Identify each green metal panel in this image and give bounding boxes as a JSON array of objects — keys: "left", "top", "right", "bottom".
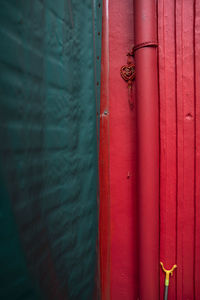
[{"left": 0, "top": 1, "right": 102, "bottom": 299}]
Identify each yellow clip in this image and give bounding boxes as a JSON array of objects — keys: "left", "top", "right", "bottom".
[{"left": 160, "top": 262, "right": 177, "bottom": 287}]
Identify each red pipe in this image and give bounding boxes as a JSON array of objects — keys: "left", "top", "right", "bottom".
[{"left": 134, "top": 0, "right": 159, "bottom": 299}]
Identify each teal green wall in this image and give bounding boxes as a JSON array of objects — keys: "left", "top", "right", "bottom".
[{"left": 0, "top": 1, "right": 102, "bottom": 299}]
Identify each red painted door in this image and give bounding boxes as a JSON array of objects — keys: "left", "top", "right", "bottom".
[{"left": 100, "top": 0, "right": 200, "bottom": 299}]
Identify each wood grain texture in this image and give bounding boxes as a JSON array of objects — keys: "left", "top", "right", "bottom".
[{"left": 158, "top": 0, "right": 199, "bottom": 299}]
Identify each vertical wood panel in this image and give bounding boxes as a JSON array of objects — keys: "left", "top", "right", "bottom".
[
  {"left": 176, "top": 0, "right": 195, "bottom": 298},
  {"left": 158, "top": 0, "right": 177, "bottom": 299},
  {"left": 194, "top": 0, "right": 200, "bottom": 298},
  {"left": 175, "top": 2, "right": 184, "bottom": 297},
  {"left": 159, "top": 0, "right": 198, "bottom": 299},
  {"left": 109, "top": 0, "right": 138, "bottom": 299}
]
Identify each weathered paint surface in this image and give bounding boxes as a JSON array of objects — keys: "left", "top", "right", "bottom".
[
  {"left": 158, "top": 0, "right": 200, "bottom": 299},
  {"left": 100, "top": 0, "right": 200, "bottom": 299},
  {"left": 109, "top": 0, "right": 138, "bottom": 299},
  {"left": 100, "top": 0, "right": 138, "bottom": 297}
]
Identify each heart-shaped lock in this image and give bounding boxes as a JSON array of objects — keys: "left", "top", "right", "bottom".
[
  {"left": 120, "top": 52, "right": 136, "bottom": 109},
  {"left": 120, "top": 63, "right": 136, "bottom": 84}
]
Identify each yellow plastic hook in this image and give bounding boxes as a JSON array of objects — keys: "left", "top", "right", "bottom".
[{"left": 160, "top": 262, "right": 177, "bottom": 286}]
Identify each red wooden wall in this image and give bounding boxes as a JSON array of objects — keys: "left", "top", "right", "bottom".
[
  {"left": 100, "top": 0, "right": 200, "bottom": 299},
  {"left": 158, "top": 0, "right": 200, "bottom": 298}
]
